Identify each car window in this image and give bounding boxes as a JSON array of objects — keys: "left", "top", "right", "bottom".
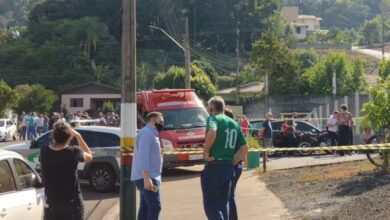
[
  {"left": 272, "top": 122, "right": 282, "bottom": 130},
  {"left": 33, "top": 132, "right": 52, "bottom": 148},
  {"left": 96, "top": 132, "right": 120, "bottom": 147},
  {"left": 0, "top": 160, "right": 16, "bottom": 193},
  {"left": 7, "top": 121, "right": 13, "bottom": 126},
  {"left": 71, "top": 130, "right": 98, "bottom": 148},
  {"left": 296, "top": 122, "right": 316, "bottom": 132},
  {"left": 0, "top": 121, "right": 4, "bottom": 127},
  {"left": 13, "top": 159, "right": 35, "bottom": 190}
]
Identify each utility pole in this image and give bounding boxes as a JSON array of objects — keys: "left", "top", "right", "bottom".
[
  {"left": 184, "top": 17, "right": 191, "bottom": 89},
  {"left": 235, "top": 26, "right": 240, "bottom": 105},
  {"left": 120, "top": 0, "right": 136, "bottom": 219}
]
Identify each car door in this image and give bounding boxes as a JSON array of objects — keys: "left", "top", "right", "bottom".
[
  {"left": 6, "top": 121, "right": 15, "bottom": 139},
  {"left": 96, "top": 131, "right": 121, "bottom": 165},
  {"left": 0, "top": 159, "right": 19, "bottom": 219},
  {"left": 11, "top": 159, "right": 44, "bottom": 220},
  {"left": 72, "top": 130, "right": 98, "bottom": 171}
]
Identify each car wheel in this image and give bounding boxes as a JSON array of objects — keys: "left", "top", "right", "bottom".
[
  {"left": 89, "top": 165, "right": 116, "bottom": 193},
  {"left": 298, "top": 142, "right": 312, "bottom": 156}
]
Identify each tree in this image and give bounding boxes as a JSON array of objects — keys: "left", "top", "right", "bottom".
[
  {"left": 153, "top": 65, "right": 216, "bottom": 100},
  {"left": 191, "top": 58, "right": 218, "bottom": 84},
  {"left": 102, "top": 101, "right": 115, "bottom": 113},
  {"left": 14, "top": 84, "right": 58, "bottom": 114},
  {"left": 303, "top": 51, "right": 365, "bottom": 95},
  {"left": 0, "top": 80, "right": 19, "bottom": 116},
  {"left": 251, "top": 32, "right": 302, "bottom": 94},
  {"left": 378, "top": 59, "right": 390, "bottom": 79}
]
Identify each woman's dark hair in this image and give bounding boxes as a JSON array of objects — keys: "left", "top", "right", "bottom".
[
  {"left": 52, "top": 121, "right": 72, "bottom": 145},
  {"left": 224, "top": 108, "right": 234, "bottom": 119},
  {"left": 340, "top": 104, "right": 348, "bottom": 111}
]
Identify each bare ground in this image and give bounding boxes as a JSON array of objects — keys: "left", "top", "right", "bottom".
[{"left": 260, "top": 160, "right": 390, "bottom": 220}]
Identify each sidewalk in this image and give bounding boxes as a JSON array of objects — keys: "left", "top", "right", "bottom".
[{"left": 102, "top": 168, "right": 291, "bottom": 220}]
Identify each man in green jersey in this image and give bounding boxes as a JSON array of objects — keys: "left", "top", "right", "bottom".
[{"left": 201, "top": 96, "right": 248, "bottom": 220}]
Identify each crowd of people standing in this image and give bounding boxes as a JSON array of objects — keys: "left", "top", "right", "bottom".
[{"left": 16, "top": 111, "right": 120, "bottom": 140}]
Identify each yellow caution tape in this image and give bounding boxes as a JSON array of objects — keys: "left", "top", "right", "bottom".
[{"left": 121, "top": 144, "right": 390, "bottom": 155}]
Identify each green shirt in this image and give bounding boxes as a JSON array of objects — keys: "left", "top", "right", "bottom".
[{"left": 206, "top": 114, "right": 247, "bottom": 160}]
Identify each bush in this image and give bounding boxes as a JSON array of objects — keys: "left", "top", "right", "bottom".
[
  {"left": 246, "top": 136, "right": 260, "bottom": 149},
  {"left": 102, "top": 101, "right": 115, "bottom": 113}
]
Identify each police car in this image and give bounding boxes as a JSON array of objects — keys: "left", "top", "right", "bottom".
[
  {"left": 5, "top": 126, "right": 120, "bottom": 193},
  {"left": 0, "top": 149, "right": 44, "bottom": 219}
]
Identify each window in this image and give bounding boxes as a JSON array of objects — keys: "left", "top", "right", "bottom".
[
  {"left": 32, "top": 133, "right": 52, "bottom": 149},
  {"left": 296, "top": 27, "right": 301, "bottom": 34},
  {"left": 0, "top": 160, "right": 16, "bottom": 193},
  {"left": 97, "top": 132, "right": 120, "bottom": 147},
  {"left": 0, "top": 121, "right": 4, "bottom": 127},
  {"left": 70, "top": 98, "right": 84, "bottom": 108},
  {"left": 296, "top": 122, "right": 318, "bottom": 133},
  {"left": 71, "top": 130, "right": 98, "bottom": 148},
  {"left": 160, "top": 107, "right": 209, "bottom": 130},
  {"left": 7, "top": 121, "right": 13, "bottom": 126},
  {"left": 13, "top": 159, "right": 35, "bottom": 190}
]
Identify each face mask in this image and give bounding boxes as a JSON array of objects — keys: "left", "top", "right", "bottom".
[{"left": 155, "top": 122, "right": 164, "bottom": 132}]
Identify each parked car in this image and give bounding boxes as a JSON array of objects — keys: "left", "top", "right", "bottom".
[
  {"left": 0, "top": 149, "right": 44, "bottom": 220},
  {"left": 5, "top": 126, "right": 121, "bottom": 193},
  {"left": 0, "top": 119, "right": 17, "bottom": 142},
  {"left": 252, "top": 120, "right": 331, "bottom": 156}
]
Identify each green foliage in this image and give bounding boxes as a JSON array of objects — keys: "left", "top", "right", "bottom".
[
  {"left": 294, "top": 49, "right": 319, "bottom": 71},
  {"left": 0, "top": 80, "right": 19, "bottom": 116},
  {"left": 102, "top": 101, "right": 115, "bottom": 113},
  {"left": 361, "top": 16, "right": 382, "bottom": 45},
  {"left": 153, "top": 65, "right": 216, "bottom": 101},
  {"left": 378, "top": 59, "right": 390, "bottom": 79},
  {"left": 251, "top": 32, "right": 302, "bottom": 94},
  {"left": 217, "top": 75, "right": 236, "bottom": 89},
  {"left": 246, "top": 136, "right": 260, "bottom": 149},
  {"left": 281, "top": 0, "right": 381, "bottom": 29},
  {"left": 361, "top": 76, "right": 390, "bottom": 130},
  {"left": 14, "top": 84, "right": 58, "bottom": 114},
  {"left": 137, "top": 63, "right": 156, "bottom": 90},
  {"left": 303, "top": 51, "right": 366, "bottom": 95},
  {"left": 191, "top": 58, "right": 218, "bottom": 84}
]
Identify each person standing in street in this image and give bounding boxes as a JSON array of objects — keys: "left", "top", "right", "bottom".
[
  {"left": 131, "top": 112, "right": 164, "bottom": 220},
  {"left": 40, "top": 121, "right": 93, "bottom": 220},
  {"left": 327, "top": 111, "right": 338, "bottom": 146},
  {"left": 261, "top": 112, "right": 273, "bottom": 161},
  {"left": 27, "top": 113, "right": 36, "bottom": 140},
  {"left": 202, "top": 96, "right": 248, "bottom": 220},
  {"left": 336, "top": 104, "right": 354, "bottom": 156},
  {"left": 19, "top": 112, "right": 27, "bottom": 140}
]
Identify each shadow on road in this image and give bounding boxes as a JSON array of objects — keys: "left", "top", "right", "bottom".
[
  {"left": 334, "top": 173, "right": 390, "bottom": 197},
  {"left": 162, "top": 166, "right": 202, "bottom": 182},
  {"left": 82, "top": 185, "right": 119, "bottom": 201}
]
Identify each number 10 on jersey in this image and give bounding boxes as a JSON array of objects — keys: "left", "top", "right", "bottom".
[{"left": 224, "top": 128, "right": 237, "bottom": 149}]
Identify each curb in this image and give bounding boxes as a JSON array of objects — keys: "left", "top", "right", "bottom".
[{"left": 101, "top": 201, "right": 119, "bottom": 220}]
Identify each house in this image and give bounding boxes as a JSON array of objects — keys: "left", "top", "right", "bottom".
[
  {"left": 216, "top": 82, "right": 264, "bottom": 104},
  {"left": 61, "top": 82, "right": 121, "bottom": 114},
  {"left": 281, "top": 6, "right": 322, "bottom": 40}
]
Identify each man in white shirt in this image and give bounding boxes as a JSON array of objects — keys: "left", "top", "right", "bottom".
[{"left": 327, "top": 111, "right": 338, "bottom": 146}]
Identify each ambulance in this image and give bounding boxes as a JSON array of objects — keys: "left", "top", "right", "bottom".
[{"left": 5, "top": 89, "right": 208, "bottom": 192}]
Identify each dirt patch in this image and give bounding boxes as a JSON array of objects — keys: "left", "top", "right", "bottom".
[{"left": 261, "top": 160, "right": 390, "bottom": 220}]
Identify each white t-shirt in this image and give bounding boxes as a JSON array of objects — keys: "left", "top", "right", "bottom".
[{"left": 327, "top": 116, "right": 337, "bottom": 132}]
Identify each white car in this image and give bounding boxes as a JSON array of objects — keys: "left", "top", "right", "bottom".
[
  {"left": 0, "top": 119, "right": 17, "bottom": 142},
  {"left": 6, "top": 126, "right": 121, "bottom": 193},
  {"left": 0, "top": 150, "right": 44, "bottom": 220}
]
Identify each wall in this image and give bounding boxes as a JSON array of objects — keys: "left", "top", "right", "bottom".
[{"left": 61, "top": 94, "right": 121, "bottom": 113}]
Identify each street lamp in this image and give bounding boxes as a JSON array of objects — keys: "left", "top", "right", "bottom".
[{"left": 149, "top": 21, "right": 191, "bottom": 89}]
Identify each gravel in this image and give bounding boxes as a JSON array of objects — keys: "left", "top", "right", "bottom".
[{"left": 262, "top": 162, "right": 390, "bottom": 220}]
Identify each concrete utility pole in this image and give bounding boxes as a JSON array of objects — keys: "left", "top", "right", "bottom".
[
  {"left": 235, "top": 26, "right": 240, "bottom": 105},
  {"left": 120, "top": 0, "right": 137, "bottom": 219},
  {"left": 184, "top": 17, "right": 191, "bottom": 89}
]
